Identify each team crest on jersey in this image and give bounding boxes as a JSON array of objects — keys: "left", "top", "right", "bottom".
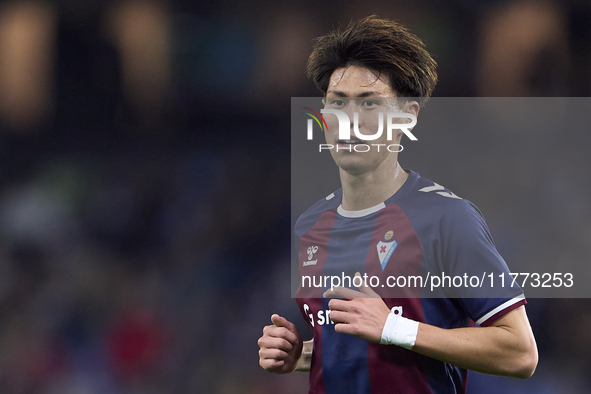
[
  {"left": 384, "top": 230, "right": 394, "bottom": 241},
  {"left": 377, "top": 230, "right": 397, "bottom": 271}
]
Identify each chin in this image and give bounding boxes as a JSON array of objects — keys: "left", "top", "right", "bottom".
[
  {"left": 336, "top": 160, "right": 373, "bottom": 176},
  {"left": 333, "top": 153, "right": 389, "bottom": 175}
]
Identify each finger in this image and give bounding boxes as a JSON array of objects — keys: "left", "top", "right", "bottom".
[
  {"left": 355, "top": 272, "right": 380, "bottom": 298},
  {"left": 328, "top": 310, "right": 348, "bottom": 324},
  {"left": 334, "top": 322, "right": 357, "bottom": 336},
  {"left": 258, "top": 335, "right": 295, "bottom": 352},
  {"left": 263, "top": 324, "right": 274, "bottom": 335},
  {"left": 323, "top": 286, "right": 368, "bottom": 299},
  {"left": 260, "top": 358, "right": 285, "bottom": 370},
  {"left": 327, "top": 298, "right": 350, "bottom": 312},
  {"left": 265, "top": 325, "right": 298, "bottom": 344},
  {"left": 259, "top": 347, "right": 289, "bottom": 361}
]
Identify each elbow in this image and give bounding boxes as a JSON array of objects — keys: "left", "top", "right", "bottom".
[
  {"left": 511, "top": 340, "right": 539, "bottom": 379},
  {"left": 488, "top": 306, "right": 539, "bottom": 379}
]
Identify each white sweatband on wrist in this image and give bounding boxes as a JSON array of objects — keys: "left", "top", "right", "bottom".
[{"left": 379, "top": 308, "right": 420, "bottom": 350}]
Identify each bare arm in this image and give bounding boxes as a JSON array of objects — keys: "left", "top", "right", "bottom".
[
  {"left": 413, "top": 306, "right": 537, "bottom": 378},
  {"left": 324, "top": 278, "right": 538, "bottom": 379}
]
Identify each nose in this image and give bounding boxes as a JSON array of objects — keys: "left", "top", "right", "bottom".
[{"left": 341, "top": 103, "right": 360, "bottom": 129}]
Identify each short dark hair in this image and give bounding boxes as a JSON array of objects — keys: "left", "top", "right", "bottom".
[{"left": 306, "top": 15, "right": 437, "bottom": 104}]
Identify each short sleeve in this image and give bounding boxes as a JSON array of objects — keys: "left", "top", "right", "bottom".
[{"left": 439, "top": 200, "right": 526, "bottom": 326}]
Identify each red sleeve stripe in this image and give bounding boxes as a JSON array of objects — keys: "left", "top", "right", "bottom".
[{"left": 476, "top": 294, "right": 527, "bottom": 327}]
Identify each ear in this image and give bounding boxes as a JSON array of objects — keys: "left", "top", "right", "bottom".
[
  {"left": 401, "top": 101, "right": 420, "bottom": 136},
  {"left": 402, "top": 100, "right": 420, "bottom": 118}
]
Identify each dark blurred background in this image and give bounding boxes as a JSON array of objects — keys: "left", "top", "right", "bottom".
[{"left": 0, "top": 0, "right": 589, "bottom": 393}]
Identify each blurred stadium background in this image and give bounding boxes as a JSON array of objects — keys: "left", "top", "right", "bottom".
[{"left": 0, "top": 0, "right": 589, "bottom": 393}]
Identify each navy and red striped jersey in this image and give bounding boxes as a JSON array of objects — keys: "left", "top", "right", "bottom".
[{"left": 294, "top": 170, "right": 525, "bottom": 394}]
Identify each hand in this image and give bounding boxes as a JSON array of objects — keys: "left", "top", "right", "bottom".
[
  {"left": 258, "top": 314, "right": 303, "bottom": 373},
  {"left": 323, "top": 272, "right": 391, "bottom": 343}
]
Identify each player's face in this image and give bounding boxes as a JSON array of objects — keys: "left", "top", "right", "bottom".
[{"left": 323, "top": 65, "right": 403, "bottom": 176}]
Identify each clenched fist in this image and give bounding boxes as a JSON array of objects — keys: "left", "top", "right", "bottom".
[{"left": 258, "top": 314, "right": 303, "bottom": 373}]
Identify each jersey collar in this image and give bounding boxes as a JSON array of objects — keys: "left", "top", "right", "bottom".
[{"left": 336, "top": 170, "right": 418, "bottom": 218}]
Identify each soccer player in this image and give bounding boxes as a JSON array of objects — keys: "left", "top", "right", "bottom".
[{"left": 258, "top": 16, "right": 538, "bottom": 393}]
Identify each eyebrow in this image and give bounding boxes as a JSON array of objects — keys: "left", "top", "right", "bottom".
[{"left": 326, "top": 90, "right": 384, "bottom": 97}]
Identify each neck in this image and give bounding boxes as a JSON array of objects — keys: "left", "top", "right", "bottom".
[{"left": 340, "top": 160, "right": 408, "bottom": 211}]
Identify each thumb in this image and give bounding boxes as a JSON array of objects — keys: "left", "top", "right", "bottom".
[
  {"left": 355, "top": 272, "right": 380, "bottom": 298},
  {"left": 271, "top": 314, "right": 295, "bottom": 331}
]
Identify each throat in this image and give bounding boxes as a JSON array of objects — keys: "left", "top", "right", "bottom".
[{"left": 340, "top": 164, "right": 408, "bottom": 211}]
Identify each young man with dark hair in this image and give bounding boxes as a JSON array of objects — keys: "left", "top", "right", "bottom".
[{"left": 258, "top": 16, "right": 537, "bottom": 393}]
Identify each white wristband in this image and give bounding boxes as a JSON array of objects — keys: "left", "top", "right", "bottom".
[{"left": 379, "top": 308, "right": 420, "bottom": 350}]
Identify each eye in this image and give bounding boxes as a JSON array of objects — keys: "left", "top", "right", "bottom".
[
  {"left": 362, "top": 100, "right": 378, "bottom": 108},
  {"left": 329, "top": 99, "right": 346, "bottom": 107}
]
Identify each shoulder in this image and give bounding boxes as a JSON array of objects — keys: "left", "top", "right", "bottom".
[
  {"left": 403, "top": 174, "right": 499, "bottom": 260},
  {"left": 397, "top": 171, "right": 484, "bottom": 226},
  {"left": 294, "top": 189, "right": 342, "bottom": 237}
]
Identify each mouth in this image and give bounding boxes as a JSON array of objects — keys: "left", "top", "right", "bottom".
[{"left": 337, "top": 139, "right": 364, "bottom": 146}]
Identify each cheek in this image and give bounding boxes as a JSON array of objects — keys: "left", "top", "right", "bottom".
[
  {"left": 324, "top": 114, "right": 340, "bottom": 133},
  {"left": 362, "top": 114, "right": 383, "bottom": 135}
]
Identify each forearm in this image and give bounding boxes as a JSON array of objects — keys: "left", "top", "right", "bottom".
[
  {"left": 325, "top": 285, "right": 538, "bottom": 378},
  {"left": 412, "top": 308, "right": 537, "bottom": 378},
  {"left": 295, "top": 339, "right": 313, "bottom": 372}
]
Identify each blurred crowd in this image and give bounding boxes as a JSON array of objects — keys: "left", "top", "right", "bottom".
[{"left": 0, "top": 0, "right": 589, "bottom": 393}]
